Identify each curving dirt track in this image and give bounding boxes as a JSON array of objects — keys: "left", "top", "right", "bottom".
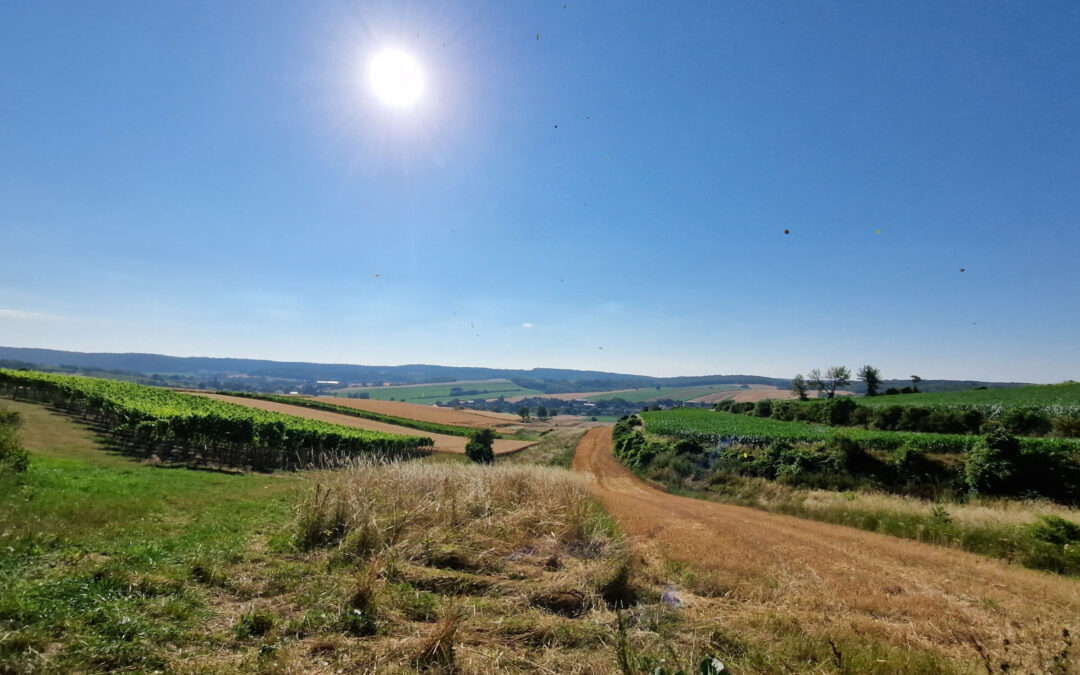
[
  {"left": 197, "top": 393, "right": 535, "bottom": 456},
  {"left": 573, "top": 427, "right": 1080, "bottom": 665}
]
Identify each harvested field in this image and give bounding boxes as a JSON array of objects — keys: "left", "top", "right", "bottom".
[
  {"left": 573, "top": 427, "right": 1080, "bottom": 670},
  {"left": 306, "top": 396, "right": 519, "bottom": 427},
  {"left": 197, "top": 393, "right": 534, "bottom": 456}
]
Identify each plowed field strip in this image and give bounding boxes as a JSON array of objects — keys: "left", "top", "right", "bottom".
[
  {"left": 572, "top": 427, "right": 1079, "bottom": 663},
  {"left": 196, "top": 393, "right": 534, "bottom": 456},
  {"left": 307, "top": 396, "right": 519, "bottom": 427}
]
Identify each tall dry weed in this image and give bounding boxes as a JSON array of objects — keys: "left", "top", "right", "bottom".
[{"left": 296, "top": 461, "right": 610, "bottom": 561}]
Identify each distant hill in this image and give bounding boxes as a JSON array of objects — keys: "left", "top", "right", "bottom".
[{"left": 0, "top": 346, "right": 1029, "bottom": 395}]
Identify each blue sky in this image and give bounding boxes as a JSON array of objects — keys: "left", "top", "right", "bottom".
[{"left": 2, "top": 1, "right": 1078, "bottom": 382}]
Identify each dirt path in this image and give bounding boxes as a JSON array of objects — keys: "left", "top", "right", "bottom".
[
  {"left": 198, "top": 393, "right": 535, "bottom": 456},
  {"left": 572, "top": 427, "right": 1080, "bottom": 666},
  {"left": 305, "top": 396, "right": 519, "bottom": 428}
]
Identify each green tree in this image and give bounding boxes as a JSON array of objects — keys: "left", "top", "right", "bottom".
[
  {"left": 857, "top": 365, "right": 882, "bottom": 397},
  {"left": 465, "top": 428, "right": 496, "bottom": 464},
  {"left": 808, "top": 366, "right": 851, "bottom": 399},
  {"left": 517, "top": 406, "right": 530, "bottom": 422},
  {"left": 536, "top": 405, "right": 548, "bottom": 420},
  {"left": 965, "top": 429, "right": 1020, "bottom": 495},
  {"left": 791, "top": 374, "right": 809, "bottom": 401},
  {"left": 910, "top": 374, "right": 922, "bottom": 393}
]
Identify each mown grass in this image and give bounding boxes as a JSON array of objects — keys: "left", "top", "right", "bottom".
[{"left": 0, "top": 400, "right": 300, "bottom": 672}]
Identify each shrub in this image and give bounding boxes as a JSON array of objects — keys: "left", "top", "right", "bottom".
[
  {"left": 465, "top": 428, "right": 496, "bottom": 464},
  {"left": 850, "top": 406, "right": 870, "bottom": 426},
  {"left": 672, "top": 439, "right": 703, "bottom": 456},
  {"left": 753, "top": 400, "right": 772, "bottom": 418},
  {"left": 898, "top": 407, "right": 931, "bottom": 432},
  {"left": 0, "top": 409, "right": 28, "bottom": 474},
  {"left": 873, "top": 406, "right": 904, "bottom": 431},
  {"left": 824, "top": 398, "right": 857, "bottom": 426},
  {"left": 1052, "top": 415, "right": 1080, "bottom": 438},
  {"left": 1001, "top": 408, "right": 1053, "bottom": 436},
  {"left": 965, "top": 430, "right": 1021, "bottom": 495},
  {"left": 893, "top": 444, "right": 934, "bottom": 481},
  {"left": 770, "top": 400, "right": 796, "bottom": 421}
]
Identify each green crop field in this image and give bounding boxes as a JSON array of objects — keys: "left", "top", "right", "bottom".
[
  {"left": 641, "top": 408, "right": 1080, "bottom": 455},
  {"left": 329, "top": 379, "right": 542, "bottom": 403},
  {"left": 585, "top": 384, "right": 742, "bottom": 403},
  {"left": 856, "top": 382, "right": 1080, "bottom": 415},
  {"left": 0, "top": 370, "right": 430, "bottom": 470}
]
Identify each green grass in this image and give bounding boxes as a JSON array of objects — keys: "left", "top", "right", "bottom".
[
  {"left": 585, "top": 384, "right": 741, "bottom": 403},
  {"left": 642, "top": 408, "right": 1080, "bottom": 454},
  {"left": 329, "top": 379, "right": 543, "bottom": 404},
  {"left": 0, "top": 400, "right": 696, "bottom": 673},
  {"left": 0, "top": 400, "right": 302, "bottom": 672},
  {"left": 502, "top": 428, "right": 588, "bottom": 468},
  {"left": 858, "top": 382, "right": 1080, "bottom": 413}
]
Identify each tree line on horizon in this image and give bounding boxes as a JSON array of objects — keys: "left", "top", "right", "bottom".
[{"left": 791, "top": 366, "right": 922, "bottom": 400}]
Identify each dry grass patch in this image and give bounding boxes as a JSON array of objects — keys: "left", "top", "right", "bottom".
[{"left": 171, "top": 462, "right": 716, "bottom": 673}]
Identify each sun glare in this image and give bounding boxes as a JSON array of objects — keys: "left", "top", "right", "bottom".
[{"left": 368, "top": 48, "right": 424, "bottom": 108}]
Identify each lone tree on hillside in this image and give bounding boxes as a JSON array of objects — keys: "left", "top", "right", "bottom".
[
  {"left": 517, "top": 406, "right": 530, "bottom": 422},
  {"left": 465, "top": 427, "right": 496, "bottom": 464},
  {"left": 791, "top": 374, "right": 809, "bottom": 401},
  {"left": 910, "top": 375, "right": 922, "bottom": 393},
  {"left": 808, "top": 366, "right": 851, "bottom": 399},
  {"left": 858, "top": 365, "right": 882, "bottom": 397}
]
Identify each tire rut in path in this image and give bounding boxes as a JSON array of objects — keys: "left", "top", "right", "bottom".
[{"left": 572, "top": 426, "right": 1079, "bottom": 664}]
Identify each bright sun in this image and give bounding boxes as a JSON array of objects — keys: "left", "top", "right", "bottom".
[{"left": 368, "top": 49, "right": 424, "bottom": 108}]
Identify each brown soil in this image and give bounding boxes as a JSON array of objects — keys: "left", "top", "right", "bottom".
[
  {"left": 306, "top": 396, "right": 520, "bottom": 427},
  {"left": 196, "top": 393, "right": 534, "bottom": 456},
  {"left": 572, "top": 427, "right": 1080, "bottom": 665}
]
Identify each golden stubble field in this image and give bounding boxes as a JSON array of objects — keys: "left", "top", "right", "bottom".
[{"left": 573, "top": 427, "right": 1080, "bottom": 671}]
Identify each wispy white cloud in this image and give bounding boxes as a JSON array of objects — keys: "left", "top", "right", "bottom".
[
  {"left": 0, "top": 308, "right": 64, "bottom": 321},
  {"left": 522, "top": 322, "right": 534, "bottom": 328}
]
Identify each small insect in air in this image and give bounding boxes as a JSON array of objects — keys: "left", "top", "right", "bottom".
[
  {"left": 960, "top": 268, "right": 966, "bottom": 272},
  {"left": 784, "top": 229, "right": 790, "bottom": 235}
]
